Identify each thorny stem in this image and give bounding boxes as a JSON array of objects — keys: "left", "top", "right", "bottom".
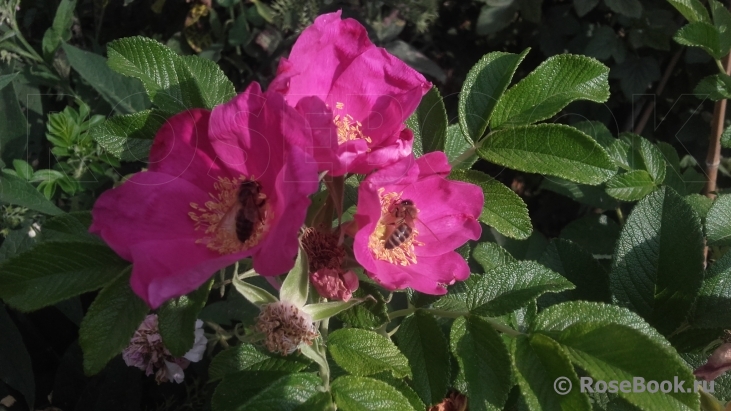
[{"left": 705, "top": 53, "right": 731, "bottom": 198}]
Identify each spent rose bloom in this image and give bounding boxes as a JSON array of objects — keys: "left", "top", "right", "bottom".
[
  {"left": 122, "top": 315, "right": 207, "bottom": 384},
  {"left": 694, "top": 342, "right": 731, "bottom": 381},
  {"left": 353, "top": 152, "right": 482, "bottom": 294},
  {"left": 90, "top": 83, "right": 319, "bottom": 308},
  {"left": 301, "top": 227, "right": 359, "bottom": 301},
  {"left": 270, "top": 10, "right": 431, "bottom": 176}
]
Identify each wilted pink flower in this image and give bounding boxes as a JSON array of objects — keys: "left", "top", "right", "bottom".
[
  {"left": 256, "top": 301, "right": 318, "bottom": 355},
  {"left": 301, "top": 227, "right": 358, "bottom": 301},
  {"left": 352, "top": 152, "right": 482, "bottom": 294},
  {"left": 270, "top": 10, "right": 431, "bottom": 176},
  {"left": 122, "top": 315, "right": 207, "bottom": 384},
  {"left": 90, "top": 83, "right": 319, "bottom": 308},
  {"left": 694, "top": 343, "right": 731, "bottom": 381}
]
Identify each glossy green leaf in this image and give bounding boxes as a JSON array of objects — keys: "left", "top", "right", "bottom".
[
  {"left": 673, "top": 22, "right": 726, "bottom": 59},
  {"left": 690, "top": 251, "right": 731, "bottom": 328},
  {"left": 621, "top": 133, "right": 666, "bottom": 183},
  {"left": 490, "top": 55, "right": 610, "bottom": 128},
  {"left": 41, "top": 0, "right": 77, "bottom": 58},
  {"left": 478, "top": 124, "right": 616, "bottom": 185},
  {"left": 107, "top": 36, "right": 236, "bottom": 112},
  {"left": 0, "top": 83, "right": 28, "bottom": 165},
  {"left": 459, "top": 49, "right": 529, "bottom": 141},
  {"left": 212, "top": 371, "right": 321, "bottom": 411},
  {"left": 706, "top": 194, "right": 731, "bottom": 246},
  {"left": 328, "top": 328, "right": 411, "bottom": 378},
  {"left": 710, "top": 0, "right": 731, "bottom": 58},
  {"left": 158, "top": 278, "right": 212, "bottom": 356},
  {"left": 512, "top": 334, "right": 591, "bottom": 411},
  {"left": 79, "top": 271, "right": 149, "bottom": 375},
  {"left": 466, "top": 260, "right": 574, "bottom": 317},
  {"left": 666, "top": 0, "right": 712, "bottom": 23},
  {"left": 408, "top": 86, "right": 448, "bottom": 156},
  {"left": 208, "top": 343, "right": 310, "bottom": 382},
  {"left": 62, "top": 43, "right": 149, "bottom": 114},
  {"left": 450, "top": 169, "right": 531, "bottom": 239},
  {"left": 472, "top": 242, "right": 517, "bottom": 273},
  {"left": 694, "top": 74, "right": 731, "bottom": 101},
  {"left": 395, "top": 311, "right": 449, "bottom": 405},
  {"left": 40, "top": 212, "right": 99, "bottom": 244},
  {"left": 605, "top": 170, "right": 658, "bottom": 201},
  {"left": 332, "top": 375, "right": 417, "bottom": 411},
  {"left": 610, "top": 187, "right": 704, "bottom": 334},
  {"left": 89, "top": 110, "right": 168, "bottom": 161},
  {"left": 450, "top": 316, "right": 512, "bottom": 411},
  {"left": 0, "top": 170, "right": 64, "bottom": 215},
  {"left": 538, "top": 239, "right": 610, "bottom": 306},
  {"left": 445, "top": 125, "right": 478, "bottom": 170},
  {"left": 0, "top": 241, "right": 129, "bottom": 311},
  {"left": 532, "top": 302, "right": 699, "bottom": 411},
  {"left": 336, "top": 282, "right": 389, "bottom": 330}
]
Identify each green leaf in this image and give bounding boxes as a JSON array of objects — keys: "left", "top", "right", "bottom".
[
  {"left": 41, "top": 212, "right": 99, "bottom": 244},
  {"left": 445, "top": 125, "right": 478, "bottom": 170},
  {"left": 158, "top": 278, "right": 212, "bottom": 356},
  {"left": 540, "top": 177, "right": 619, "bottom": 209},
  {"left": 706, "top": 194, "right": 731, "bottom": 246},
  {"left": 369, "top": 372, "right": 426, "bottom": 411},
  {"left": 666, "top": 0, "right": 712, "bottom": 24},
  {"left": 610, "top": 187, "right": 704, "bottom": 334},
  {"left": 610, "top": 55, "right": 660, "bottom": 100},
  {"left": 212, "top": 371, "right": 321, "bottom": 411},
  {"left": 449, "top": 169, "right": 531, "bottom": 239},
  {"left": 0, "top": 83, "right": 28, "bottom": 166},
  {"left": 0, "top": 303, "right": 34, "bottom": 409},
  {"left": 605, "top": 170, "right": 658, "bottom": 201},
  {"left": 0, "top": 229, "right": 36, "bottom": 262},
  {"left": 107, "top": 36, "right": 235, "bottom": 112},
  {"left": 559, "top": 214, "right": 620, "bottom": 256},
  {"left": 693, "top": 73, "right": 731, "bottom": 101},
  {"left": 538, "top": 239, "right": 610, "bottom": 306},
  {"left": 336, "top": 282, "right": 389, "bottom": 330},
  {"left": 0, "top": 242, "right": 129, "bottom": 311},
  {"left": 0, "top": 170, "right": 64, "bottom": 215},
  {"left": 12, "top": 159, "right": 33, "bottom": 180},
  {"left": 710, "top": 0, "right": 731, "bottom": 58},
  {"left": 395, "top": 311, "right": 450, "bottom": 406},
  {"left": 690, "top": 250, "right": 731, "bottom": 328},
  {"left": 42, "top": 0, "right": 77, "bottom": 59},
  {"left": 328, "top": 328, "right": 411, "bottom": 378},
  {"left": 476, "top": 0, "right": 519, "bottom": 36},
  {"left": 208, "top": 343, "right": 310, "bottom": 382},
  {"left": 572, "top": 121, "right": 615, "bottom": 149},
  {"left": 585, "top": 26, "right": 621, "bottom": 61},
  {"left": 62, "top": 43, "right": 149, "bottom": 114},
  {"left": 302, "top": 298, "right": 367, "bottom": 321},
  {"left": 472, "top": 242, "right": 517, "bottom": 272},
  {"left": 79, "top": 271, "right": 149, "bottom": 375},
  {"left": 332, "top": 375, "right": 417, "bottom": 411},
  {"left": 684, "top": 193, "right": 714, "bottom": 221},
  {"left": 723, "top": 124, "right": 731, "bottom": 148},
  {"left": 466, "top": 261, "right": 574, "bottom": 317},
  {"left": 621, "top": 133, "right": 666, "bottom": 183},
  {"left": 532, "top": 302, "right": 699, "bottom": 411},
  {"left": 279, "top": 247, "right": 309, "bottom": 308},
  {"left": 603, "top": 0, "right": 642, "bottom": 18},
  {"left": 458, "top": 49, "right": 529, "bottom": 141},
  {"left": 574, "top": 0, "right": 600, "bottom": 16},
  {"left": 673, "top": 22, "right": 726, "bottom": 59},
  {"left": 90, "top": 110, "right": 168, "bottom": 161},
  {"left": 478, "top": 124, "right": 616, "bottom": 185},
  {"left": 512, "top": 334, "right": 592, "bottom": 411},
  {"left": 490, "top": 55, "right": 610, "bottom": 128},
  {"left": 450, "top": 316, "right": 512, "bottom": 411},
  {"left": 0, "top": 73, "right": 18, "bottom": 92},
  {"left": 232, "top": 273, "right": 278, "bottom": 306},
  {"left": 408, "top": 86, "right": 448, "bottom": 156}
]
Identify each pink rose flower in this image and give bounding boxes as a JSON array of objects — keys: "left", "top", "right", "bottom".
[
  {"left": 270, "top": 10, "right": 431, "bottom": 176},
  {"left": 352, "top": 152, "right": 482, "bottom": 294},
  {"left": 90, "top": 83, "right": 319, "bottom": 308},
  {"left": 122, "top": 315, "right": 207, "bottom": 384},
  {"left": 694, "top": 342, "right": 731, "bottom": 381}
]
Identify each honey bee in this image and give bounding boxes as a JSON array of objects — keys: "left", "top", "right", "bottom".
[
  {"left": 235, "top": 181, "right": 265, "bottom": 243},
  {"left": 384, "top": 199, "right": 420, "bottom": 250}
]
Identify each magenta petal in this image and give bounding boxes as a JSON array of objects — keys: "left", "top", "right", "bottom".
[
  {"left": 90, "top": 172, "right": 208, "bottom": 262},
  {"left": 148, "top": 109, "right": 222, "bottom": 189},
  {"left": 415, "top": 151, "right": 451, "bottom": 177},
  {"left": 401, "top": 252, "right": 471, "bottom": 295},
  {"left": 129, "top": 238, "right": 243, "bottom": 309}
]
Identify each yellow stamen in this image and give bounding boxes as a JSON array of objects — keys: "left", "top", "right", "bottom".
[
  {"left": 368, "top": 188, "right": 421, "bottom": 266},
  {"left": 333, "top": 102, "right": 373, "bottom": 147},
  {"left": 188, "top": 175, "right": 271, "bottom": 254}
]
